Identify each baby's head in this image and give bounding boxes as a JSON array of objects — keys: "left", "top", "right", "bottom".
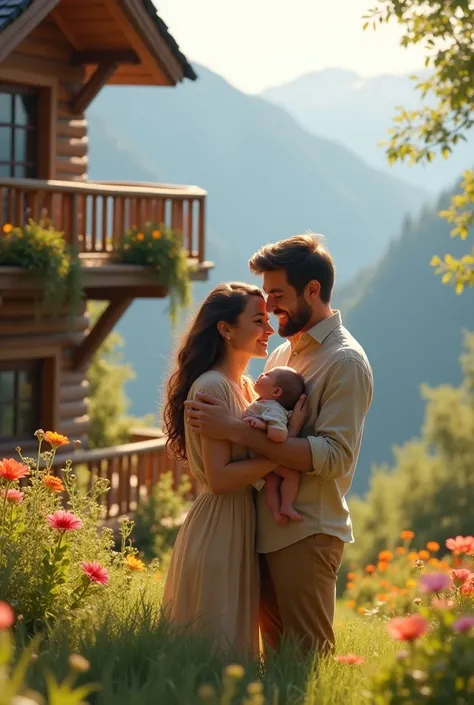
[{"left": 254, "top": 366, "right": 305, "bottom": 411}]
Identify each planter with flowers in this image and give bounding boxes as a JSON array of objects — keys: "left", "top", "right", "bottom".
[
  {"left": 0, "top": 220, "right": 83, "bottom": 316},
  {"left": 117, "top": 223, "right": 191, "bottom": 324}
]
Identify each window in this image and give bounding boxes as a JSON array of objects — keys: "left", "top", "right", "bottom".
[
  {"left": 0, "top": 85, "right": 38, "bottom": 179},
  {"left": 0, "top": 360, "right": 41, "bottom": 442}
]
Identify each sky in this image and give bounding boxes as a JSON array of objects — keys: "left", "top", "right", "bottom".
[{"left": 155, "top": 0, "right": 427, "bottom": 94}]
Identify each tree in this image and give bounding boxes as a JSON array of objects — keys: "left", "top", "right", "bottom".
[{"left": 364, "top": 0, "right": 474, "bottom": 293}]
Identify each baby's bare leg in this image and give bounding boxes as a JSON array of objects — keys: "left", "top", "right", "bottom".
[
  {"left": 274, "top": 467, "right": 303, "bottom": 522},
  {"left": 264, "top": 472, "right": 288, "bottom": 526}
]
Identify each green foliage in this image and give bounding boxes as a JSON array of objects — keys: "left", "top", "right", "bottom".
[
  {"left": 364, "top": 0, "right": 474, "bottom": 291},
  {"left": 346, "top": 332, "right": 474, "bottom": 568},
  {"left": 133, "top": 471, "right": 191, "bottom": 566},
  {"left": 117, "top": 223, "right": 191, "bottom": 325},
  {"left": 0, "top": 220, "right": 83, "bottom": 315}
]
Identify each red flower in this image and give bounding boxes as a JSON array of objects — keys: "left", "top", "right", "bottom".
[
  {"left": 1, "top": 488, "right": 24, "bottom": 504},
  {"left": 387, "top": 614, "right": 429, "bottom": 642},
  {"left": 334, "top": 654, "right": 365, "bottom": 665},
  {"left": 451, "top": 569, "right": 473, "bottom": 587},
  {"left": 446, "top": 536, "right": 474, "bottom": 556},
  {"left": 80, "top": 561, "right": 109, "bottom": 586},
  {"left": 0, "top": 601, "right": 15, "bottom": 629},
  {"left": 46, "top": 510, "right": 82, "bottom": 532},
  {"left": 0, "top": 458, "right": 29, "bottom": 482}
]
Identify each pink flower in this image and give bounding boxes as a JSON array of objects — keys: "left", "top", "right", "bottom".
[
  {"left": 80, "top": 561, "right": 109, "bottom": 586},
  {"left": 446, "top": 536, "right": 474, "bottom": 556},
  {"left": 453, "top": 616, "right": 474, "bottom": 633},
  {"left": 432, "top": 598, "right": 455, "bottom": 610},
  {"left": 419, "top": 573, "right": 452, "bottom": 593},
  {"left": 1, "top": 488, "right": 24, "bottom": 504},
  {"left": 46, "top": 510, "right": 83, "bottom": 532},
  {"left": 0, "top": 458, "right": 29, "bottom": 482},
  {"left": 334, "top": 654, "right": 365, "bottom": 665},
  {"left": 451, "top": 569, "right": 473, "bottom": 587},
  {"left": 387, "top": 614, "right": 429, "bottom": 642},
  {"left": 0, "top": 601, "right": 14, "bottom": 629},
  {"left": 461, "top": 583, "right": 474, "bottom": 596}
]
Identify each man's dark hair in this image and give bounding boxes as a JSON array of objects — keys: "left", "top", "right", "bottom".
[
  {"left": 274, "top": 367, "right": 306, "bottom": 411},
  {"left": 249, "top": 234, "right": 335, "bottom": 303}
]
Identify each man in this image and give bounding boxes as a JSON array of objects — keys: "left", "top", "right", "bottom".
[{"left": 185, "top": 234, "right": 373, "bottom": 655}]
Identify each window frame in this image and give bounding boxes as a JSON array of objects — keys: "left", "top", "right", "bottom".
[{"left": 0, "top": 84, "right": 39, "bottom": 179}]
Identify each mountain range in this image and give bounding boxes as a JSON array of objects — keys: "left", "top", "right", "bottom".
[{"left": 262, "top": 68, "right": 474, "bottom": 193}]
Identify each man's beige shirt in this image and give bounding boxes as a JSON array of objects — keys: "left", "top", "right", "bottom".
[{"left": 256, "top": 311, "right": 373, "bottom": 553}]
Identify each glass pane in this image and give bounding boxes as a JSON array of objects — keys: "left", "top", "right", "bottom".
[
  {"left": 0, "top": 371, "right": 15, "bottom": 402},
  {"left": 0, "top": 92, "right": 12, "bottom": 124},
  {"left": 14, "top": 94, "right": 36, "bottom": 127},
  {"left": 0, "top": 126, "right": 11, "bottom": 161},
  {"left": 0, "top": 405, "right": 14, "bottom": 438},
  {"left": 14, "top": 163, "right": 25, "bottom": 178},
  {"left": 0, "top": 162, "right": 11, "bottom": 177},
  {"left": 14, "top": 127, "right": 26, "bottom": 162},
  {"left": 17, "top": 401, "right": 33, "bottom": 435},
  {"left": 17, "top": 369, "right": 33, "bottom": 401}
]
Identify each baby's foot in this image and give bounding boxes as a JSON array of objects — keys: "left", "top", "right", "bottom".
[
  {"left": 272, "top": 511, "right": 288, "bottom": 527},
  {"left": 280, "top": 505, "right": 303, "bottom": 522}
]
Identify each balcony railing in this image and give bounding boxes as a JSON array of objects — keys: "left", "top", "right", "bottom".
[
  {"left": 50, "top": 437, "right": 200, "bottom": 521},
  {"left": 0, "top": 177, "right": 206, "bottom": 262}
]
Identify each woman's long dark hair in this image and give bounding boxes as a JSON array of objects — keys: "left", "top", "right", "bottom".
[{"left": 163, "top": 282, "right": 263, "bottom": 461}]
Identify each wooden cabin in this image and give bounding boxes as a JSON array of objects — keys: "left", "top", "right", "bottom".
[{"left": 0, "top": 0, "right": 210, "bottom": 515}]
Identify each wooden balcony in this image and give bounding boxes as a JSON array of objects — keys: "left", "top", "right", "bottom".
[
  {"left": 0, "top": 177, "right": 213, "bottom": 295},
  {"left": 50, "top": 436, "right": 200, "bottom": 521}
]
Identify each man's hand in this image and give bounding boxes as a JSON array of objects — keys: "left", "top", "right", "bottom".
[{"left": 184, "top": 393, "right": 240, "bottom": 440}]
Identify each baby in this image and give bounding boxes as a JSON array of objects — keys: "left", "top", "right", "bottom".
[{"left": 243, "top": 366, "right": 306, "bottom": 525}]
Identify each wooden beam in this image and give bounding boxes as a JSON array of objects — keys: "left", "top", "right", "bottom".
[
  {"left": 72, "top": 49, "right": 140, "bottom": 65},
  {"left": 84, "top": 285, "right": 168, "bottom": 299},
  {"left": 0, "top": 0, "right": 61, "bottom": 63},
  {"left": 72, "top": 297, "right": 133, "bottom": 371},
  {"left": 70, "top": 60, "right": 118, "bottom": 115}
]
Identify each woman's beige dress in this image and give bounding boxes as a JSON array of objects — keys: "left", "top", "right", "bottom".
[{"left": 162, "top": 370, "right": 259, "bottom": 656}]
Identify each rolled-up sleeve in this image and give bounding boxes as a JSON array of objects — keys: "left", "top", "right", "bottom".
[{"left": 307, "top": 356, "right": 373, "bottom": 479}]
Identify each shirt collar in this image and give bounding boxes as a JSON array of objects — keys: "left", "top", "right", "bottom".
[{"left": 307, "top": 310, "right": 342, "bottom": 344}]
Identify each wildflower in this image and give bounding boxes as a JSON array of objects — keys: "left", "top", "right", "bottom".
[
  {"left": 365, "top": 564, "right": 376, "bottom": 574},
  {"left": 125, "top": 554, "right": 145, "bottom": 571},
  {"left": 451, "top": 568, "right": 473, "bottom": 586},
  {"left": 43, "top": 475, "right": 65, "bottom": 493},
  {"left": 452, "top": 616, "right": 474, "bottom": 633},
  {"left": 378, "top": 550, "right": 393, "bottom": 562},
  {"left": 225, "top": 664, "right": 245, "bottom": 679},
  {"left": 346, "top": 600, "right": 356, "bottom": 609},
  {"left": 198, "top": 685, "right": 216, "bottom": 699},
  {"left": 47, "top": 510, "right": 83, "bottom": 532},
  {"left": 247, "top": 682, "right": 263, "bottom": 695},
  {"left": 461, "top": 583, "right": 474, "bottom": 596},
  {"left": 379, "top": 579, "right": 390, "bottom": 588},
  {"left": 43, "top": 431, "right": 69, "bottom": 449},
  {"left": 400, "top": 530, "right": 415, "bottom": 541},
  {"left": 69, "top": 654, "right": 90, "bottom": 672},
  {"left": 346, "top": 581, "right": 355, "bottom": 590},
  {"left": 34, "top": 429, "right": 45, "bottom": 440},
  {"left": 396, "top": 547, "right": 406, "bottom": 555},
  {"left": 2, "top": 223, "right": 13, "bottom": 234},
  {"left": 0, "top": 458, "right": 29, "bottom": 482},
  {"left": 408, "top": 551, "right": 418, "bottom": 562},
  {"left": 378, "top": 561, "right": 389, "bottom": 572},
  {"left": 1, "top": 488, "right": 24, "bottom": 504},
  {"left": 415, "top": 559, "right": 424, "bottom": 568},
  {"left": 80, "top": 561, "right": 109, "bottom": 586},
  {"left": 426, "top": 541, "right": 440, "bottom": 552},
  {"left": 418, "top": 550, "right": 430, "bottom": 560},
  {"left": 413, "top": 598, "right": 422, "bottom": 606},
  {"left": 429, "top": 558, "right": 439, "bottom": 567},
  {"left": 419, "top": 573, "right": 452, "bottom": 593},
  {"left": 377, "top": 594, "right": 388, "bottom": 602},
  {"left": 432, "top": 598, "right": 455, "bottom": 609},
  {"left": 152, "top": 230, "right": 161, "bottom": 239},
  {"left": 446, "top": 535, "right": 474, "bottom": 556},
  {"left": 136, "top": 232, "right": 145, "bottom": 241},
  {"left": 357, "top": 606, "right": 366, "bottom": 614},
  {"left": 406, "top": 579, "right": 417, "bottom": 588},
  {"left": 334, "top": 654, "right": 365, "bottom": 665},
  {"left": 0, "top": 601, "right": 14, "bottom": 629},
  {"left": 387, "top": 614, "right": 429, "bottom": 642},
  {"left": 347, "top": 571, "right": 356, "bottom": 580},
  {"left": 400, "top": 588, "right": 409, "bottom": 596}
]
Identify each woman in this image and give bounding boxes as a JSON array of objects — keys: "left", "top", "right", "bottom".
[{"left": 162, "top": 282, "right": 279, "bottom": 656}]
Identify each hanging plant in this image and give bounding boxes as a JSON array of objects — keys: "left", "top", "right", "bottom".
[
  {"left": 117, "top": 223, "right": 191, "bottom": 325},
  {"left": 0, "top": 219, "right": 83, "bottom": 316}
]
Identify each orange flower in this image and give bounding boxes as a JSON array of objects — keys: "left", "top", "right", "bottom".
[
  {"left": 400, "top": 530, "right": 415, "bottom": 541},
  {"left": 357, "top": 606, "right": 366, "bottom": 614},
  {"left": 390, "top": 585, "right": 400, "bottom": 593},
  {"left": 377, "top": 593, "right": 388, "bottom": 602},
  {"left": 400, "top": 588, "right": 409, "bottom": 596},
  {"left": 2, "top": 223, "right": 13, "bottom": 234},
  {"left": 377, "top": 561, "right": 389, "bottom": 572},
  {"left": 152, "top": 230, "right": 161, "bottom": 239},
  {"left": 365, "top": 564, "right": 376, "bottom": 574},
  {"left": 378, "top": 550, "right": 393, "bottom": 562},
  {"left": 347, "top": 571, "right": 356, "bottom": 580},
  {"left": 426, "top": 541, "right": 440, "bottom": 552},
  {"left": 43, "top": 431, "right": 69, "bottom": 449},
  {"left": 396, "top": 547, "right": 406, "bottom": 555},
  {"left": 380, "top": 579, "right": 390, "bottom": 588},
  {"left": 429, "top": 558, "right": 439, "bottom": 567},
  {"left": 438, "top": 560, "right": 450, "bottom": 571},
  {"left": 346, "top": 581, "right": 355, "bottom": 590},
  {"left": 43, "top": 475, "right": 65, "bottom": 493},
  {"left": 408, "top": 552, "right": 418, "bottom": 562},
  {"left": 125, "top": 554, "right": 145, "bottom": 572},
  {"left": 0, "top": 458, "right": 29, "bottom": 482},
  {"left": 136, "top": 232, "right": 145, "bottom": 241},
  {"left": 418, "top": 550, "right": 430, "bottom": 560},
  {"left": 346, "top": 600, "right": 356, "bottom": 610}
]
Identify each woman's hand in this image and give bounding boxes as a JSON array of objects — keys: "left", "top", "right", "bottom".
[{"left": 288, "top": 393, "right": 308, "bottom": 437}]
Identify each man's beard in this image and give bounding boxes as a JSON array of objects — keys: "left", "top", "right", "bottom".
[{"left": 276, "top": 297, "right": 313, "bottom": 337}]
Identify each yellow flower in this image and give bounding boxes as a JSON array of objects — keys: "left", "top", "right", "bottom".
[
  {"left": 136, "top": 232, "right": 145, "bottom": 241},
  {"left": 2, "top": 223, "right": 13, "bottom": 234},
  {"left": 426, "top": 541, "right": 440, "bottom": 552},
  {"left": 406, "top": 579, "right": 417, "bottom": 588},
  {"left": 198, "top": 685, "right": 216, "bottom": 699},
  {"left": 247, "top": 682, "right": 263, "bottom": 695},
  {"left": 400, "top": 530, "right": 415, "bottom": 541},
  {"left": 225, "top": 664, "right": 245, "bottom": 679},
  {"left": 125, "top": 554, "right": 145, "bottom": 571},
  {"left": 152, "top": 230, "right": 161, "bottom": 239}
]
